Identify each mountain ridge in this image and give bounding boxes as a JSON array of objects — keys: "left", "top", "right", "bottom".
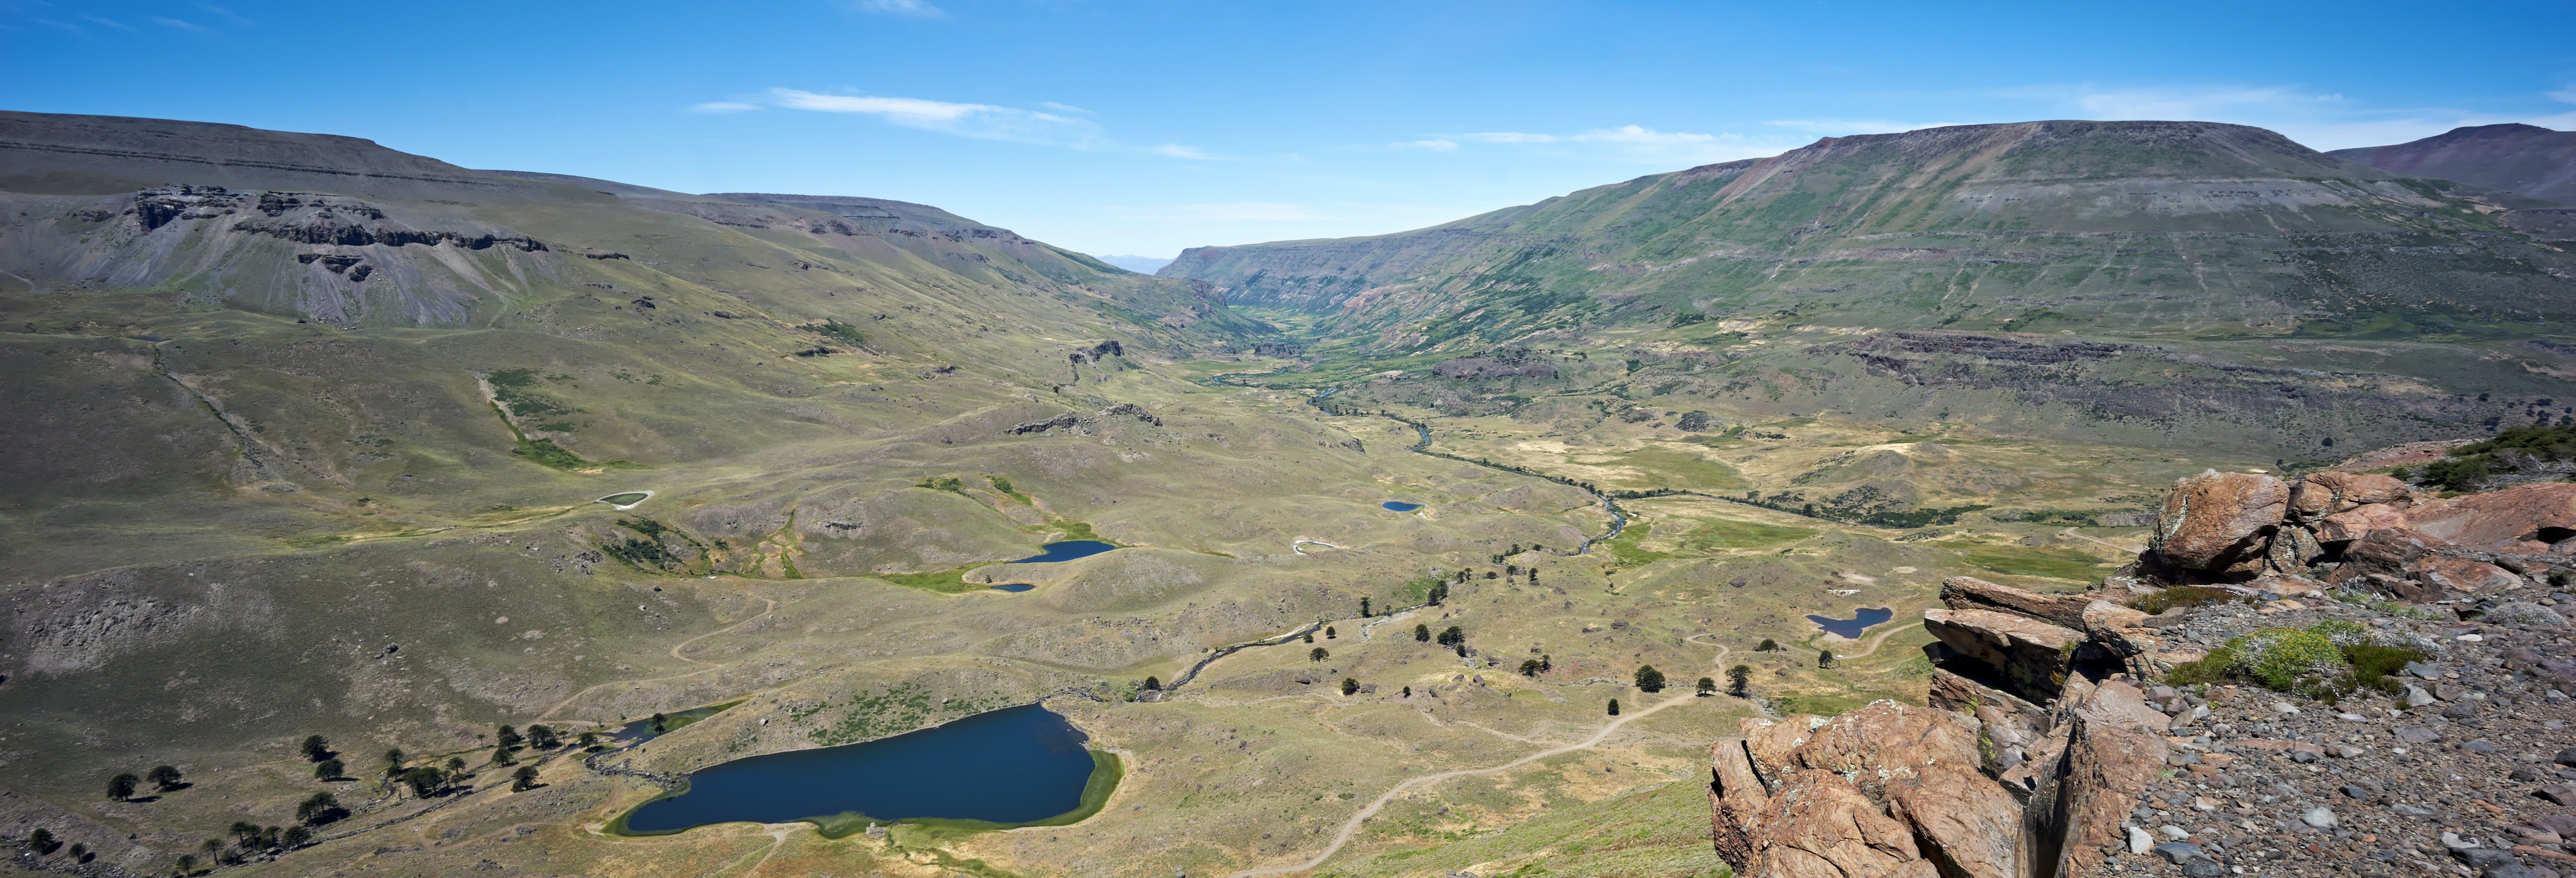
[{"left": 2329, "top": 122, "right": 2576, "bottom": 206}]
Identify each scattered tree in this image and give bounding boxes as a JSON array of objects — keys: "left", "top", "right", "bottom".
[
  {"left": 300, "top": 736, "right": 332, "bottom": 763},
  {"left": 1141, "top": 676, "right": 1162, "bottom": 691},
  {"left": 176, "top": 854, "right": 197, "bottom": 873},
  {"left": 1436, "top": 625, "right": 1464, "bottom": 646},
  {"left": 148, "top": 764, "right": 185, "bottom": 791},
  {"left": 511, "top": 766, "right": 540, "bottom": 792},
  {"left": 1727, "top": 664, "right": 1752, "bottom": 697},
  {"left": 648, "top": 713, "right": 669, "bottom": 734},
  {"left": 1818, "top": 648, "right": 1836, "bottom": 669},
  {"left": 1696, "top": 676, "right": 1718, "bottom": 696},
  {"left": 495, "top": 724, "right": 524, "bottom": 752},
  {"left": 1310, "top": 647, "right": 1329, "bottom": 662},
  {"left": 1634, "top": 665, "right": 1666, "bottom": 692},
  {"left": 296, "top": 792, "right": 345, "bottom": 825},
  {"left": 1325, "top": 626, "right": 1337, "bottom": 639},
  {"left": 1413, "top": 624, "right": 1430, "bottom": 642},
  {"left": 1540, "top": 654, "right": 1552, "bottom": 672},
  {"left": 1454, "top": 642, "right": 1468, "bottom": 657},
  {"left": 383, "top": 749, "right": 405, "bottom": 777},
  {"left": 1302, "top": 631, "right": 1315, "bottom": 644},
  {"left": 1755, "top": 639, "right": 1779, "bottom": 652},
  {"left": 280, "top": 825, "right": 311, "bottom": 848},
  {"left": 25, "top": 827, "right": 56, "bottom": 854},
  {"left": 1607, "top": 699, "right": 1620, "bottom": 716},
  {"left": 1401, "top": 686, "right": 1412, "bottom": 697},
  {"left": 578, "top": 731, "right": 601, "bottom": 750},
  {"left": 527, "top": 725, "right": 560, "bottom": 750},
  {"left": 314, "top": 758, "right": 344, "bottom": 781},
  {"left": 444, "top": 757, "right": 467, "bottom": 772},
  {"left": 1359, "top": 597, "right": 1371, "bottom": 617},
  {"left": 1427, "top": 583, "right": 1448, "bottom": 605},
  {"left": 398, "top": 766, "right": 448, "bottom": 798},
  {"left": 106, "top": 772, "right": 139, "bottom": 801},
  {"left": 1340, "top": 678, "right": 1359, "bottom": 696},
  {"left": 1518, "top": 658, "right": 1543, "bottom": 677}
]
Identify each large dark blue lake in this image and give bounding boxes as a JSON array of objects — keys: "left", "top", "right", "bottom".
[
  {"left": 619, "top": 704, "right": 1099, "bottom": 833},
  {"left": 1807, "top": 607, "right": 1894, "bottom": 639},
  {"left": 1010, "top": 540, "right": 1117, "bottom": 563},
  {"left": 1382, "top": 501, "right": 1424, "bottom": 512}
]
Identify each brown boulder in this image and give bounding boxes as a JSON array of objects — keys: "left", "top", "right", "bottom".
[
  {"left": 1779, "top": 701, "right": 1982, "bottom": 785},
  {"left": 2324, "top": 527, "right": 2448, "bottom": 588},
  {"left": 1753, "top": 770, "right": 1940, "bottom": 878},
  {"left": 2409, "top": 556, "right": 2521, "bottom": 593},
  {"left": 2050, "top": 710, "right": 2170, "bottom": 876},
  {"left": 2317, "top": 503, "right": 2408, "bottom": 543},
  {"left": 2290, "top": 471, "right": 2416, "bottom": 520},
  {"left": 2403, "top": 482, "right": 2576, "bottom": 549},
  {"left": 1884, "top": 761, "right": 2025, "bottom": 878},
  {"left": 1923, "top": 608, "right": 2080, "bottom": 702},
  {"left": 1940, "top": 576, "right": 2093, "bottom": 629},
  {"left": 2152, "top": 471, "right": 2287, "bottom": 571}
]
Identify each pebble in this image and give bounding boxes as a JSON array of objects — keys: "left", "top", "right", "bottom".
[{"left": 2300, "top": 806, "right": 2337, "bottom": 829}]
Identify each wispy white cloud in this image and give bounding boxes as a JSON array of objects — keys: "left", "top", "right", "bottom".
[
  {"left": 1040, "top": 101, "right": 1092, "bottom": 115},
  {"left": 769, "top": 88, "right": 1100, "bottom": 147},
  {"left": 147, "top": 15, "right": 209, "bottom": 31},
  {"left": 194, "top": 4, "right": 252, "bottom": 26},
  {"left": 1397, "top": 139, "right": 1459, "bottom": 151},
  {"left": 1440, "top": 125, "right": 1784, "bottom": 164},
  {"left": 1149, "top": 144, "right": 1216, "bottom": 160},
  {"left": 75, "top": 13, "right": 134, "bottom": 31},
  {"left": 2549, "top": 85, "right": 2576, "bottom": 105},
  {"left": 852, "top": 0, "right": 944, "bottom": 17},
  {"left": 1765, "top": 118, "right": 1968, "bottom": 136},
  {"left": 689, "top": 101, "right": 761, "bottom": 113}
]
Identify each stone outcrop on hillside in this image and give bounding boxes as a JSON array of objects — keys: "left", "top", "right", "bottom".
[
  {"left": 2145, "top": 468, "right": 2576, "bottom": 603},
  {"left": 1712, "top": 575, "right": 2179, "bottom": 878},
  {"left": 1713, "top": 467, "right": 2576, "bottom": 878}
]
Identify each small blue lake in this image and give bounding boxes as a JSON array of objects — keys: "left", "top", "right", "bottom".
[
  {"left": 1382, "top": 501, "right": 1424, "bottom": 512},
  {"left": 989, "top": 584, "right": 1034, "bottom": 593},
  {"left": 1807, "top": 607, "right": 1894, "bottom": 639},
  {"left": 1009, "top": 540, "right": 1116, "bottom": 563},
  {"left": 618, "top": 704, "right": 1102, "bottom": 834}
]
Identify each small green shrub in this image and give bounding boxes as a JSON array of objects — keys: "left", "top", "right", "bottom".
[
  {"left": 2129, "top": 585, "right": 2239, "bottom": 615},
  {"left": 2232, "top": 628, "right": 2347, "bottom": 690},
  {"left": 2305, "top": 619, "right": 2370, "bottom": 648}
]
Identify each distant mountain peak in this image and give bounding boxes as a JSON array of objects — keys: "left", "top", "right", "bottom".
[{"left": 2328, "top": 122, "right": 2575, "bottom": 205}]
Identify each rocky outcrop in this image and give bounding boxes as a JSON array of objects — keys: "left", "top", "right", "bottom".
[
  {"left": 2151, "top": 471, "right": 2289, "bottom": 574},
  {"left": 2146, "top": 466, "right": 2576, "bottom": 601},
  {"left": 1712, "top": 577, "right": 2179, "bottom": 878}
]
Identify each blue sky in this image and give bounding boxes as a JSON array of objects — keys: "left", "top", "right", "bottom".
[{"left": 6, "top": 1, "right": 2575, "bottom": 259}]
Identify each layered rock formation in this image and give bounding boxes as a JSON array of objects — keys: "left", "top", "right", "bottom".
[{"left": 1712, "top": 575, "right": 2176, "bottom": 878}]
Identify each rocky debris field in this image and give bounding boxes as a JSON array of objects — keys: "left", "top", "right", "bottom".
[{"left": 2100, "top": 591, "right": 2576, "bottom": 878}]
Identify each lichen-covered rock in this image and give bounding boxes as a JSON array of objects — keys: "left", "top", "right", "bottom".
[
  {"left": 2289, "top": 471, "right": 2416, "bottom": 521},
  {"left": 1745, "top": 770, "right": 1942, "bottom": 878},
  {"left": 1940, "top": 575, "right": 2093, "bottom": 629},
  {"left": 2317, "top": 502, "right": 2409, "bottom": 543},
  {"left": 1923, "top": 607, "right": 2080, "bottom": 702},
  {"left": 2154, "top": 471, "right": 2288, "bottom": 572},
  {"left": 2402, "top": 482, "right": 2576, "bottom": 550},
  {"left": 1883, "top": 761, "right": 2025, "bottom": 878}
]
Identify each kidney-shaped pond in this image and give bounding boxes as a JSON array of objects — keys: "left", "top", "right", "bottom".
[
  {"left": 615, "top": 703, "right": 1116, "bottom": 835},
  {"left": 1010, "top": 540, "right": 1117, "bottom": 563},
  {"left": 1806, "top": 606, "right": 1895, "bottom": 639},
  {"left": 1382, "top": 501, "right": 1424, "bottom": 512}
]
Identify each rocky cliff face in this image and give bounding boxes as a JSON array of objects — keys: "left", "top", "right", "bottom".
[{"left": 2330, "top": 124, "right": 2576, "bottom": 207}]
